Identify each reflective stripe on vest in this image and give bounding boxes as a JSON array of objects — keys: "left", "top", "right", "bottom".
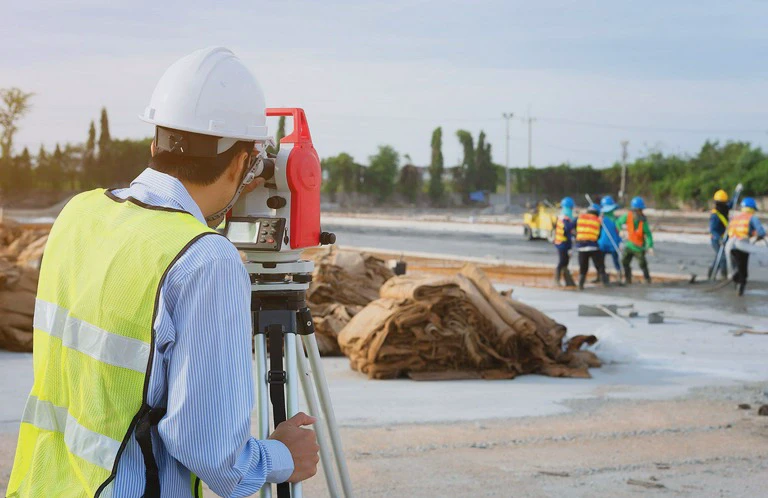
[
  {"left": 729, "top": 212, "right": 752, "bottom": 240},
  {"left": 627, "top": 211, "right": 645, "bottom": 247},
  {"left": 576, "top": 213, "right": 600, "bottom": 242},
  {"left": 8, "top": 189, "right": 216, "bottom": 498},
  {"left": 554, "top": 215, "right": 571, "bottom": 244}
]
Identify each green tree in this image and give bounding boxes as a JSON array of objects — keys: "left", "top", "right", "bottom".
[
  {"left": 267, "top": 116, "right": 286, "bottom": 155},
  {"left": 110, "top": 138, "right": 152, "bottom": 186},
  {"left": 474, "top": 131, "right": 496, "bottom": 192},
  {"left": 364, "top": 145, "right": 399, "bottom": 202},
  {"left": 0, "top": 87, "right": 34, "bottom": 159},
  {"left": 82, "top": 120, "right": 97, "bottom": 188},
  {"left": 13, "top": 147, "right": 34, "bottom": 193},
  {"left": 98, "top": 107, "right": 112, "bottom": 186},
  {"left": 397, "top": 154, "right": 422, "bottom": 204},
  {"left": 35, "top": 145, "right": 49, "bottom": 189},
  {"left": 428, "top": 127, "right": 445, "bottom": 204},
  {"left": 50, "top": 144, "right": 65, "bottom": 191},
  {"left": 455, "top": 130, "right": 475, "bottom": 200}
]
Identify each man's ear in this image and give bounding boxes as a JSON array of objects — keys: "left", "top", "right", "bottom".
[
  {"left": 228, "top": 150, "right": 250, "bottom": 182},
  {"left": 150, "top": 139, "right": 156, "bottom": 157}
]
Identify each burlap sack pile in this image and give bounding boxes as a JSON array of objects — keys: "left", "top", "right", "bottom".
[
  {"left": 0, "top": 221, "right": 47, "bottom": 352},
  {"left": 307, "top": 249, "right": 394, "bottom": 355},
  {"left": 1, "top": 220, "right": 48, "bottom": 269},
  {"left": 338, "top": 263, "right": 600, "bottom": 380}
]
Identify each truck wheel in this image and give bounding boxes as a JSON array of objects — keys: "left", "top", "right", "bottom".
[{"left": 524, "top": 226, "right": 533, "bottom": 240}]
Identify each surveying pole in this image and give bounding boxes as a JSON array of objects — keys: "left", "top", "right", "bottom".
[
  {"left": 503, "top": 112, "right": 514, "bottom": 206},
  {"left": 619, "top": 140, "right": 629, "bottom": 203}
]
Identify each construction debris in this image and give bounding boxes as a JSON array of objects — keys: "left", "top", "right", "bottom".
[
  {"left": 338, "top": 263, "right": 600, "bottom": 380},
  {"left": 307, "top": 249, "right": 394, "bottom": 355}
]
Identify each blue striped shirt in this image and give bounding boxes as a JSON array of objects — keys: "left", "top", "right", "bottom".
[{"left": 110, "top": 168, "right": 293, "bottom": 497}]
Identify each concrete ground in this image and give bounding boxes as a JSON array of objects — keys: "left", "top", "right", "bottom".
[{"left": 2, "top": 286, "right": 767, "bottom": 497}]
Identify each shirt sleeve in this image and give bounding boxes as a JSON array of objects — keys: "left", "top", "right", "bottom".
[
  {"left": 158, "top": 252, "right": 294, "bottom": 497},
  {"left": 643, "top": 219, "right": 654, "bottom": 249}
]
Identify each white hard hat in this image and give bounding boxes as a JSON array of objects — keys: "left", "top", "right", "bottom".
[{"left": 140, "top": 47, "right": 269, "bottom": 153}]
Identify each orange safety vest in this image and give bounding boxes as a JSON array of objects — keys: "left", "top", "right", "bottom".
[
  {"left": 576, "top": 213, "right": 600, "bottom": 242},
  {"left": 626, "top": 211, "right": 645, "bottom": 247},
  {"left": 554, "top": 215, "right": 571, "bottom": 244},
  {"left": 728, "top": 211, "right": 752, "bottom": 240}
]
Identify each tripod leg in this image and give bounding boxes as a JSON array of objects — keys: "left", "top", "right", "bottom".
[
  {"left": 283, "top": 331, "right": 303, "bottom": 498},
  {"left": 254, "top": 334, "right": 273, "bottom": 498},
  {"left": 302, "top": 334, "right": 354, "bottom": 497},
  {"left": 296, "top": 335, "right": 341, "bottom": 497}
]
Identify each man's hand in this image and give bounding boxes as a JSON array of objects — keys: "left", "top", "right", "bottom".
[
  {"left": 269, "top": 412, "right": 320, "bottom": 483},
  {"left": 647, "top": 248, "right": 655, "bottom": 257}
]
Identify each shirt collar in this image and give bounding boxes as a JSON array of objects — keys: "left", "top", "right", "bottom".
[{"left": 130, "top": 168, "right": 207, "bottom": 225}]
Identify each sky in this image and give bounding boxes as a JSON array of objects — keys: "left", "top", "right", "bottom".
[{"left": 3, "top": 0, "right": 768, "bottom": 169}]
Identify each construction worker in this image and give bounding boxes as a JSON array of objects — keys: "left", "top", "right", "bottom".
[
  {"left": 617, "top": 196, "right": 654, "bottom": 284},
  {"left": 7, "top": 48, "right": 319, "bottom": 497},
  {"left": 575, "top": 203, "right": 608, "bottom": 290},
  {"left": 553, "top": 196, "right": 576, "bottom": 287},
  {"left": 598, "top": 195, "right": 622, "bottom": 279},
  {"left": 708, "top": 189, "right": 731, "bottom": 279},
  {"left": 726, "top": 197, "right": 766, "bottom": 296}
]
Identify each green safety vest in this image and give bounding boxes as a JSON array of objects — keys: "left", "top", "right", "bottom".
[{"left": 8, "top": 189, "right": 216, "bottom": 498}]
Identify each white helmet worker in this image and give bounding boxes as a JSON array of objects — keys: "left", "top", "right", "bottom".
[{"left": 140, "top": 46, "right": 269, "bottom": 154}]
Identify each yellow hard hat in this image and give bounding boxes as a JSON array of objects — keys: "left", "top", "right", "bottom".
[{"left": 713, "top": 189, "right": 728, "bottom": 202}]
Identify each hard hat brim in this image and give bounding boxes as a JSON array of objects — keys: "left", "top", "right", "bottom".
[{"left": 139, "top": 115, "right": 271, "bottom": 142}]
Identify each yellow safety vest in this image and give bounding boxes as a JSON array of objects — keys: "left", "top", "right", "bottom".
[
  {"left": 8, "top": 189, "right": 214, "bottom": 498},
  {"left": 576, "top": 213, "right": 600, "bottom": 242},
  {"left": 728, "top": 211, "right": 752, "bottom": 240},
  {"left": 554, "top": 215, "right": 571, "bottom": 244}
]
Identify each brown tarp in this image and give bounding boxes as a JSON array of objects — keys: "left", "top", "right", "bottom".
[{"left": 339, "top": 263, "right": 600, "bottom": 380}]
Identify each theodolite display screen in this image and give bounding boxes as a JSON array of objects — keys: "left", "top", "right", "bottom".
[
  {"left": 225, "top": 216, "right": 286, "bottom": 251},
  {"left": 228, "top": 220, "right": 261, "bottom": 244}
]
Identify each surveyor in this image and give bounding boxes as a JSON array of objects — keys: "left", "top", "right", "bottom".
[
  {"left": 553, "top": 196, "right": 577, "bottom": 287},
  {"left": 575, "top": 203, "right": 608, "bottom": 289},
  {"left": 617, "top": 196, "right": 654, "bottom": 284},
  {"left": 7, "top": 47, "right": 319, "bottom": 498},
  {"left": 598, "top": 195, "right": 623, "bottom": 280},
  {"left": 708, "top": 189, "right": 732, "bottom": 279},
  {"left": 727, "top": 197, "right": 766, "bottom": 296}
]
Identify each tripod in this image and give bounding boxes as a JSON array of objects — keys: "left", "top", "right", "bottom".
[{"left": 248, "top": 258, "right": 353, "bottom": 498}]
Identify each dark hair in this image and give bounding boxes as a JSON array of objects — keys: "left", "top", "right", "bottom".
[{"left": 150, "top": 140, "right": 254, "bottom": 185}]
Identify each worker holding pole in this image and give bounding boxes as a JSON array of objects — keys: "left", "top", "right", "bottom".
[
  {"left": 7, "top": 48, "right": 319, "bottom": 498},
  {"left": 709, "top": 189, "right": 732, "bottom": 280},
  {"left": 598, "top": 195, "right": 623, "bottom": 281},
  {"left": 553, "top": 196, "right": 577, "bottom": 287},
  {"left": 617, "top": 196, "right": 654, "bottom": 284},
  {"left": 726, "top": 197, "right": 766, "bottom": 296}
]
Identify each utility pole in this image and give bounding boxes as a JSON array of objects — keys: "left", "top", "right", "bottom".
[
  {"left": 502, "top": 112, "right": 514, "bottom": 206},
  {"left": 619, "top": 140, "right": 629, "bottom": 203},
  {"left": 522, "top": 110, "right": 536, "bottom": 168}
]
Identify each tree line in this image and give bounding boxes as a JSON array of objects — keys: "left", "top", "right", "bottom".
[
  {"left": 2, "top": 86, "right": 766, "bottom": 208},
  {"left": 322, "top": 127, "right": 501, "bottom": 206}
]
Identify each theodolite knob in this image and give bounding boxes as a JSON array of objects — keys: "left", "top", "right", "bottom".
[
  {"left": 266, "top": 196, "right": 287, "bottom": 209},
  {"left": 320, "top": 232, "right": 336, "bottom": 245}
]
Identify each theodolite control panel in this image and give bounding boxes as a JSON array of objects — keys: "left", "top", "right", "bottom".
[{"left": 225, "top": 216, "right": 287, "bottom": 251}]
